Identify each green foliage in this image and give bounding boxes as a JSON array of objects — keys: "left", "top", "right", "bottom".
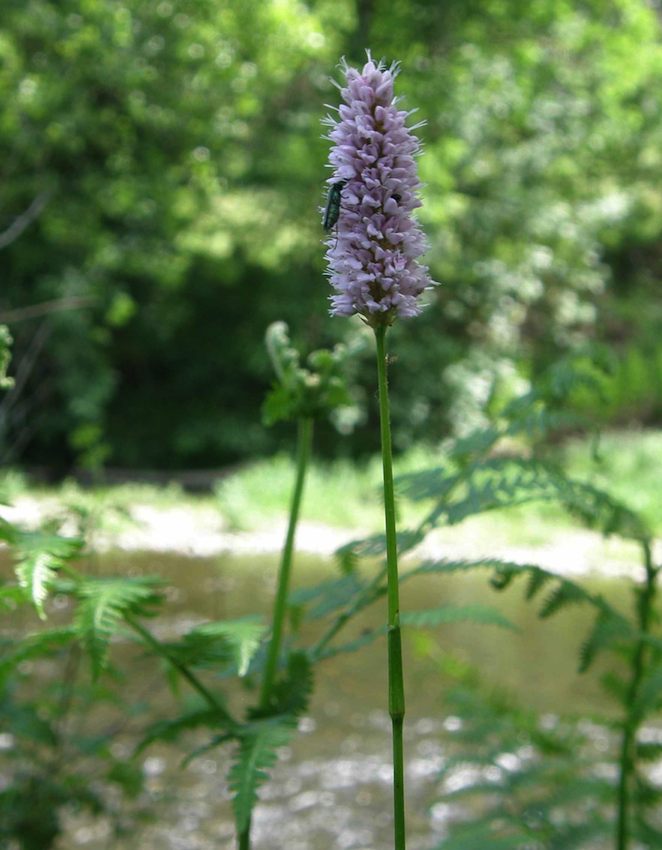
[
  {"left": 0, "top": 771, "right": 101, "bottom": 850},
  {"left": 289, "top": 572, "right": 368, "bottom": 621},
  {"left": 402, "top": 555, "right": 636, "bottom": 676},
  {"left": 390, "top": 359, "right": 662, "bottom": 848},
  {"left": 0, "top": 627, "right": 77, "bottom": 685},
  {"left": 262, "top": 321, "right": 364, "bottom": 427},
  {"left": 425, "top": 645, "right": 662, "bottom": 850},
  {"left": 269, "top": 651, "right": 314, "bottom": 716},
  {"left": 2, "top": 1, "right": 661, "bottom": 466},
  {"left": 138, "top": 702, "right": 235, "bottom": 753},
  {"left": 0, "top": 325, "right": 12, "bottom": 389},
  {"left": 74, "top": 576, "right": 163, "bottom": 677},
  {"left": 400, "top": 604, "right": 515, "bottom": 630},
  {"left": 396, "top": 357, "right": 652, "bottom": 546},
  {"left": 424, "top": 656, "right": 615, "bottom": 850},
  {"left": 3, "top": 526, "right": 83, "bottom": 618},
  {"left": 402, "top": 455, "right": 649, "bottom": 541},
  {"left": 0, "top": 643, "right": 153, "bottom": 850},
  {"left": 170, "top": 616, "right": 266, "bottom": 677},
  {"left": 229, "top": 717, "right": 296, "bottom": 833}
]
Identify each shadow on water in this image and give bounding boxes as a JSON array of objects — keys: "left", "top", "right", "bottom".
[{"left": 3, "top": 550, "right": 634, "bottom": 849}]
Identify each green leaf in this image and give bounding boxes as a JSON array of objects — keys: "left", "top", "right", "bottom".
[
  {"left": 401, "top": 457, "right": 649, "bottom": 542},
  {"left": 334, "top": 529, "right": 424, "bottom": 561},
  {"left": 270, "top": 651, "right": 313, "bottom": 716},
  {"left": 632, "top": 664, "right": 662, "bottom": 717},
  {"left": 10, "top": 530, "right": 83, "bottom": 619},
  {"left": 289, "top": 573, "right": 367, "bottom": 621},
  {"left": 138, "top": 704, "right": 234, "bottom": 753},
  {"left": 229, "top": 717, "right": 295, "bottom": 833},
  {"left": 578, "top": 610, "right": 633, "bottom": 673},
  {"left": 401, "top": 604, "right": 516, "bottom": 630},
  {"left": 0, "top": 584, "right": 28, "bottom": 612},
  {"left": 0, "top": 627, "right": 77, "bottom": 684},
  {"left": 404, "top": 557, "right": 621, "bottom": 624},
  {"left": 185, "top": 617, "right": 265, "bottom": 677},
  {"left": 538, "top": 581, "right": 586, "bottom": 618},
  {"left": 0, "top": 325, "right": 12, "bottom": 389},
  {"left": 74, "top": 577, "right": 163, "bottom": 677},
  {"left": 312, "top": 626, "right": 387, "bottom": 661}
]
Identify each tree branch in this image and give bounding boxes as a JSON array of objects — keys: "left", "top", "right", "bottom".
[
  {"left": 0, "top": 192, "right": 51, "bottom": 251},
  {"left": 0, "top": 296, "right": 95, "bottom": 324}
]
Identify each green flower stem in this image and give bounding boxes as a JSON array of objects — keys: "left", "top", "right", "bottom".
[
  {"left": 236, "top": 418, "right": 313, "bottom": 850},
  {"left": 259, "top": 416, "right": 313, "bottom": 710},
  {"left": 375, "top": 324, "right": 407, "bottom": 850},
  {"left": 616, "top": 542, "right": 658, "bottom": 850}
]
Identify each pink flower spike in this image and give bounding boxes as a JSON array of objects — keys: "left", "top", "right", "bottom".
[{"left": 323, "top": 54, "right": 433, "bottom": 325}]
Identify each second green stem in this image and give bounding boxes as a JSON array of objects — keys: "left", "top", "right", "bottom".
[
  {"left": 238, "top": 418, "right": 312, "bottom": 850},
  {"left": 615, "top": 542, "right": 658, "bottom": 850},
  {"left": 259, "top": 416, "right": 313, "bottom": 710},
  {"left": 375, "top": 324, "right": 406, "bottom": 850}
]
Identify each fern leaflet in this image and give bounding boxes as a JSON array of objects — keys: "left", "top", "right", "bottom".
[
  {"left": 10, "top": 529, "right": 82, "bottom": 618},
  {"left": 229, "top": 717, "right": 295, "bottom": 832},
  {"left": 74, "top": 576, "right": 163, "bottom": 677},
  {"left": 401, "top": 604, "right": 516, "bottom": 630}
]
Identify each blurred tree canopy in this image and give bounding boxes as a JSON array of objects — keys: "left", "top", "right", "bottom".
[{"left": 1, "top": 0, "right": 661, "bottom": 470}]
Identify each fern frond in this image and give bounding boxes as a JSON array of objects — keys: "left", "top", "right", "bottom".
[
  {"left": 0, "top": 627, "right": 77, "bottom": 683},
  {"left": 269, "top": 651, "right": 313, "bottom": 716},
  {"left": 289, "top": 573, "right": 366, "bottom": 620},
  {"left": 333, "top": 528, "right": 423, "bottom": 561},
  {"left": 10, "top": 529, "right": 82, "bottom": 619},
  {"left": 447, "top": 426, "right": 500, "bottom": 464},
  {"left": 396, "top": 466, "right": 459, "bottom": 503},
  {"left": 181, "top": 732, "right": 235, "bottom": 767},
  {"left": 538, "top": 581, "right": 586, "bottom": 618},
  {"left": 403, "top": 457, "right": 649, "bottom": 541},
  {"left": 0, "top": 584, "right": 28, "bottom": 612},
  {"left": 138, "top": 703, "right": 235, "bottom": 752},
  {"left": 312, "top": 626, "right": 386, "bottom": 661},
  {"left": 335, "top": 545, "right": 359, "bottom": 575},
  {"left": 74, "top": 576, "right": 163, "bottom": 677},
  {"left": 229, "top": 717, "right": 296, "bottom": 832},
  {"left": 505, "top": 406, "right": 586, "bottom": 444},
  {"left": 403, "top": 557, "right": 624, "bottom": 629},
  {"left": 632, "top": 663, "right": 662, "bottom": 717},
  {"left": 579, "top": 610, "right": 633, "bottom": 673},
  {"left": 401, "top": 604, "right": 516, "bottom": 630},
  {"left": 524, "top": 568, "right": 553, "bottom": 601},
  {"left": 181, "top": 617, "right": 265, "bottom": 677}
]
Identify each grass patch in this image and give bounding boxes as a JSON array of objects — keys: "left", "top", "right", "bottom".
[
  {"left": 561, "top": 429, "right": 662, "bottom": 535},
  {"left": 1, "top": 430, "right": 659, "bottom": 547},
  {"left": 214, "top": 449, "right": 434, "bottom": 532}
]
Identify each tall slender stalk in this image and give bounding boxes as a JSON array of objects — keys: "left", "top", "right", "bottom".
[
  {"left": 259, "top": 416, "right": 313, "bottom": 709},
  {"left": 237, "top": 416, "right": 313, "bottom": 850},
  {"left": 616, "top": 542, "right": 658, "bottom": 850},
  {"left": 375, "top": 324, "right": 407, "bottom": 850}
]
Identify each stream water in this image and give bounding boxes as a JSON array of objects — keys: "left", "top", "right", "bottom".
[{"left": 2, "top": 549, "right": 636, "bottom": 849}]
